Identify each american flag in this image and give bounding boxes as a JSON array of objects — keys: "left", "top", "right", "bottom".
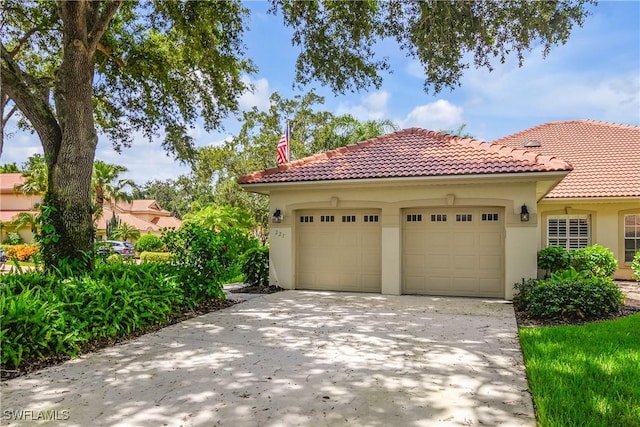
[{"left": 276, "top": 123, "right": 289, "bottom": 165}]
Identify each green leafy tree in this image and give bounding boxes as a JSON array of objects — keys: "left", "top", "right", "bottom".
[
  {"left": 106, "top": 212, "right": 120, "bottom": 240},
  {"left": 0, "top": 163, "right": 20, "bottom": 173},
  {"left": 183, "top": 205, "right": 255, "bottom": 232},
  {"left": 1, "top": 0, "right": 593, "bottom": 272}
]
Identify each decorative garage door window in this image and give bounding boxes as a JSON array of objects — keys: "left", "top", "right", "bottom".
[
  {"left": 320, "top": 215, "right": 335, "bottom": 222},
  {"left": 456, "top": 214, "right": 473, "bottom": 222},
  {"left": 300, "top": 215, "right": 314, "bottom": 223},
  {"left": 364, "top": 215, "right": 379, "bottom": 222},
  {"left": 407, "top": 214, "right": 423, "bottom": 222},
  {"left": 624, "top": 214, "right": 640, "bottom": 263},
  {"left": 482, "top": 213, "right": 499, "bottom": 221},
  {"left": 430, "top": 214, "right": 447, "bottom": 222},
  {"left": 342, "top": 215, "right": 356, "bottom": 223},
  {"left": 547, "top": 215, "right": 590, "bottom": 249}
]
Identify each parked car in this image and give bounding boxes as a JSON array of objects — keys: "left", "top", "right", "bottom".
[
  {"left": 0, "top": 249, "right": 6, "bottom": 267},
  {"left": 97, "top": 240, "right": 136, "bottom": 258}
]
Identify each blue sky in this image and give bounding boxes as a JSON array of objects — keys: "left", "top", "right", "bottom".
[{"left": 3, "top": 0, "right": 639, "bottom": 184}]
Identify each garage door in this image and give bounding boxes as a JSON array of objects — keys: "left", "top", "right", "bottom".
[
  {"left": 403, "top": 207, "right": 504, "bottom": 297},
  {"left": 296, "top": 209, "right": 381, "bottom": 292}
]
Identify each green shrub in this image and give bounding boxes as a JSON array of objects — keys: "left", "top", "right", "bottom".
[
  {"left": 571, "top": 244, "right": 617, "bottom": 278},
  {"left": 140, "top": 251, "right": 172, "bottom": 263},
  {"left": 0, "top": 263, "right": 185, "bottom": 371},
  {"left": 632, "top": 252, "right": 640, "bottom": 282},
  {"left": 537, "top": 246, "right": 571, "bottom": 277},
  {"left": 241, "top": 246, "right": 269, "bottom": 287},
  {"left": 3, "top": 232, "right": 23, "bottom": 245},
  {"left": 135, "top": 234, "right": 164, "bottom": 253},
  {"left": 514, "top": 275, "right": 624, "bottom": 319},
  {"left": 162, "top": 223, "right": 226, "bottom": 302},
  {"left": 106, "top": 254, "right": 123, "bottom": 264}
]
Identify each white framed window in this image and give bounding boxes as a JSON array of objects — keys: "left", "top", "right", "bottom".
[
  {"left": 547, "top": 215, "right": 590, "bottom": 249},
  {"left": 624, "top": 214, "right": 640, "bottom": 263}
]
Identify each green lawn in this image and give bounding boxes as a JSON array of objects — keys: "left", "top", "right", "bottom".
[{"left": 519, "top": 314, "right": 640, "bottom": 427}]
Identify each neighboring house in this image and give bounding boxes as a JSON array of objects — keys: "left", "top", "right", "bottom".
[
  {"left": 0, "top": 173, "right": 181, "bottom": 243},
  {"left": 0, "top": 173, "right": 40, "bottom": 243},
  {"left": 494, "top": 120, "right": 640, "bottom": 280},
  {"left": 95, "top": 200, "right": 182, "bottom": 241},
  {"left": 239, "top": 128, "right": 573, "bottom": 300}
]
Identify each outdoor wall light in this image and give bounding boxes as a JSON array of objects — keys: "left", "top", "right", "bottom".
[
  {"left": 520, "top": 204, "right": 530, "bottom": 222},
  {"left": 272, "top": 209, "right": 283, "bottom": 223}
]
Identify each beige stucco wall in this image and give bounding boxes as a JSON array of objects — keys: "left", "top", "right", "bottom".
[
  {"left": 537, "top": 200, "right": 640, "bottom": 280},
  {"left": 262, "top": 176, "right": 545, "bottom": 300},
  {"left": 0, "top": 192, "right": 41, "bottom": 211}
]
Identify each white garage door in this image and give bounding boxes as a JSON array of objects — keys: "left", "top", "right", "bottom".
[
  {"left": 296, "top": 209, "right": 381, "bottom": 292},
  {"left": 403, "top": 207, "right": 504, "bottom": 297}
]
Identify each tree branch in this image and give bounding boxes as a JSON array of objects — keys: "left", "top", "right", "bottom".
[
  {"left": 0, "top": 43, "right": 61, "bottom": 156},
  {"left": 8, "top": 28, "right": 40, "bottom": 59},
  {"left": 88, "top": 0, "right": 122, "bottom": 52}
]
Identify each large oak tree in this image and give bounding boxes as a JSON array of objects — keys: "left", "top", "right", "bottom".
[{"left": 1, "top": 0, "right": 592, "bottom": 272}]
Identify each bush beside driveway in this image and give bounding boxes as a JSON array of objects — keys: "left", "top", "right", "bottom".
[{"left": 1, "top": 292, "right": 534, "bottom": 427}]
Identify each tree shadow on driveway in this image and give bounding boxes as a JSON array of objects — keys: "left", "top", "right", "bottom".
[{"left": 1, "top": 291, "right": 534, "bottom": 426}]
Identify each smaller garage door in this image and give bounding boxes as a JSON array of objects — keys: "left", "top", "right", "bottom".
[
  {"left": 403, "top": 207, "right": 504, "bottom": 297},
  {"left": 296, "top": 209, "right": 381, "bottom": 292}
]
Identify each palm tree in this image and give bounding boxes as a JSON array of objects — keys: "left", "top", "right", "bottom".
[
  {"left": 12, "top": 212, "right": 38, "bottom": 234},
  {"left": 110, "top": 223, "right": 140, "bottom": 242},
  {"left": 14, "top": 154, "right": 47, "bottom": 195},
  {"left": 92, "top": 160, "right": 135, "bottom": 219}
]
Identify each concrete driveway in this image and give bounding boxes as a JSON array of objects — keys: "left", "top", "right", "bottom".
[{"left": 1, "top": 291, "right": 534, "bottom": 427}]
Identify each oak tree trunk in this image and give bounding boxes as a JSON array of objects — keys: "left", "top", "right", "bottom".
[{"left": 40, "top": 2, "right": 98, "bottom": 272}]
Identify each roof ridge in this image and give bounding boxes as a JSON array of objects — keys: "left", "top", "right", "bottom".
[
  {"left": 238, "top": 129, "right": 406, "bottom": 184},
  {"left": 493, "top": 119, "right": 640, "bottom": 144}
]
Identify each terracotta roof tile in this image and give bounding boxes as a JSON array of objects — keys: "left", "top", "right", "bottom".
[
  {"left": 494, "top": 120, "right": 640, "bottom": 198},
  {"left": 0, "top": 173, "right": 25, "bottom": 192},
  {"left": 239, "top": 128, "right": 572, "bottom": 185}
]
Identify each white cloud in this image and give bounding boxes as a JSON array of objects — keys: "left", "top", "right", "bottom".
[
  {"left": 238, "top": 76, "right": 272, "bottom": 111},
  {"left": 399, "top": 100, "right": 464, "bottom": 131},
  {"left": 336, "top": 91, "right": 390, "bottom": 120}
]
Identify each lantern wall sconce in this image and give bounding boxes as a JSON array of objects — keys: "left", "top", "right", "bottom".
[
  {"left": 520, "top": 204, "right": 530, "bottom": 222},
  {"left": 272, "top": 209, "right": 283, "bottom": 223}
]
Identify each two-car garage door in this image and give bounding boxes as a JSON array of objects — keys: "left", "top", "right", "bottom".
[
  {"left": 403, "top": 207, "right": 504, "bottom": 297},
  {"left": 294, "top": 207, "right": 504, "bottom": 297}
]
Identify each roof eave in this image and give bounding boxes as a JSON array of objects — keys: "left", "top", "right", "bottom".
[{"left": 240, "top": 170, "right": 572, "bottom": 195}]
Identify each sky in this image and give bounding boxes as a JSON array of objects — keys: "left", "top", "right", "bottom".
[{"left": 2, "top": 1, "right": 639, "bottom": 185}]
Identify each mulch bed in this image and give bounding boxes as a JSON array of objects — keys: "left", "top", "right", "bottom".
[
  {"left": 515, "top": 280, "right": 640, "bottom": 328},
  {"left": 228, "top": 284, "right": 285, "bottom": 294}
]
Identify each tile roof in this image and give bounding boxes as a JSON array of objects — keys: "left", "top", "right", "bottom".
[
  {"left": 0, "top": 173, "right": 24, "bottom": 192},
  {"left": 493, "top": 120, "right": 640, "bottom": 198},
  {"left": 239, "top": 128, "right": 572, "bottom": 185}
]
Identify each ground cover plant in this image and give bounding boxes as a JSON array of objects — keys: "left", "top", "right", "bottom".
[
  {"left": 1, "top": 223, "right": 259, "bottom": 380},
  {"left": 519, "top": 313, "right": 640, "bottom": 427}
]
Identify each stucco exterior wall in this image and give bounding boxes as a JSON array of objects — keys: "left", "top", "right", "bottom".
[
  {"left": 265, "top": 178, "right": 541, "bottom": 300},
  {"left": 537, "top": 200, "right": 640, "bottom": 280},
  {"left": 0, "top": 193, "right": 41, "bottom": 211}
]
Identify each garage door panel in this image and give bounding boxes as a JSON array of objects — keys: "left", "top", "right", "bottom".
[
  {"left": 297, "top": 210, "right": 381, "bottom": 292},
  {"left": 454, "top": 255, "right": 476, "bottom": 269},
  {"left": 427, "top": 232, "right": 451, "bottom": 247},
  {"left": 427, "top": 254, "right": 450, "bottom": 269},
  {"left": 403, "top": 207, "right": 504, "bottom": 298},
  {"left": 479, "top": 255, "right": 502, "bottom": 271},
  {"left": 478, "top": 232, "right": 501, "bottom": 249}
]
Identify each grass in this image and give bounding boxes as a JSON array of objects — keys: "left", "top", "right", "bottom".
[{"left": 519, "top": 313, "right": 640, "bottom": 427}]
